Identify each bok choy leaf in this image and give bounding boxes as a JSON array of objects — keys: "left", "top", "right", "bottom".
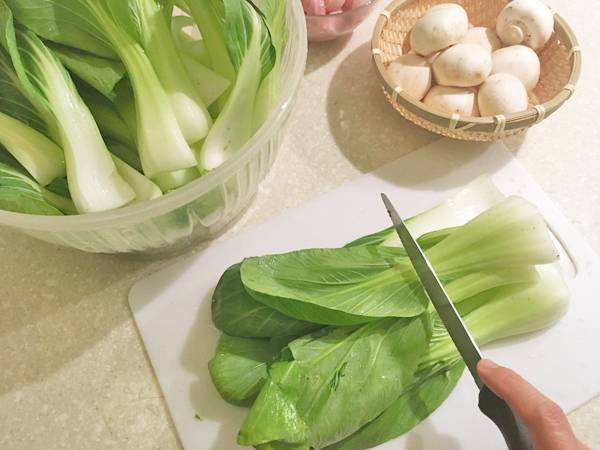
[
  {"left": 238, "top": 315, "right": 432, "bottom": 448},
  {"left": 240, "top": 197, "right": 558, "bottom": 324},
  {"left": 208, "top": 333, "right": 290, "bottom": 406},
  {"left": 51, "top": 45, "right": 126, "bottom": 101},
  {"left": 0, "top": 161, "right": 75, "bottom": 215},
  {"left": 212, "top": 263, "right": 322, "bottom": 338}
]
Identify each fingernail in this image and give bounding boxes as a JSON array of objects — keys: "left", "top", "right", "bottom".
[{"left": 478, "top": 359, "right": 499, "bottom": 372}]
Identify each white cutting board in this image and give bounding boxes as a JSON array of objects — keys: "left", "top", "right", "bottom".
[{"left": 129, "top": 139, "right": 600, "bottom": 450}]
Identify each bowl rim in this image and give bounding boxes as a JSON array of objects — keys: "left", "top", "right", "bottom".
[
  {"left": 371, "top": 0, "right": 582, "bottom": 134},
  {"left": 0, "top": 0, "right": 308, "bottom": 231},
  {"left": 304, "top": 0, "right": 379, "bottom": 19}
]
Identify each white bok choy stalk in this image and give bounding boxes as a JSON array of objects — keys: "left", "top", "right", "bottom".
[
  {"left": 385, "top": 176, "right": 506, "bottom": 246},
  {"left": 0, "top": 111, "right": 65, "bottom": 187},
  {"left": 199, "top": 0, "right": 276, "bottom": 171},
  {"left": 4, "top": 0, "right": 202, "bottom": 178},
  {"left": 183, "top": 0, "right": 236, "bottom": 106},
  {"left": 111, "top": 155, "right": 162, "bottom": 203},
  {"left": 3, "top": 25, "right": 135, "bottom": 213},
  {"left": 0, "top": 47, "right": 65, "bottom": 186},
  {"left": 171, "top": 15, "right": 212, "bottom": 67},
  {"left": 125, "top": 0, "right": 212, "bottom": 144},
  {"left": 423, "top": 263, "right": 570, "bottom": 368},
  {"left": 426, "top": 196, "right": 560, "bottom": 274},
  {"left": 254, "top": 0, "right": 287, "bottom": 131}
]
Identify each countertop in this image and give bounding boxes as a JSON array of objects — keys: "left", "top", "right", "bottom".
[{"left": 1, "top": 1, "right": 599, "bottom": 448}]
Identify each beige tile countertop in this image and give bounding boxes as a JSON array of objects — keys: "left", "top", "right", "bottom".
[{"left": 1, "top": 1, "right": 599, "bottom": 449}]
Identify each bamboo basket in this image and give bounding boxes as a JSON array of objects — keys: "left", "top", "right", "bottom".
[{"left": 371, "top": 0, "right": 582, "bottom": 141}]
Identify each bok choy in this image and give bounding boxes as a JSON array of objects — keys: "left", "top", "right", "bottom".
[
  {"left": 206, "top": 179, "right": 571, "bottom": 449},
  {"left": 0, "top": 0, "right": 287, "bottom": 216}
]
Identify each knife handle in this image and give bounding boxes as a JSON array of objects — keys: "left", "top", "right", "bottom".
[{"left": 478, "top": 385, "right": 533, "bottom": 450}]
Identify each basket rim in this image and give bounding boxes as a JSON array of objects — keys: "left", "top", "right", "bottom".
[{"left": 371, "top": 0, "right": 582, "bottom": 131}]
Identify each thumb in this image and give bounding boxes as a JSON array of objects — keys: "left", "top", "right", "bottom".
[{"left": 477, "top": 360, "right": 587, "bottom": 450}]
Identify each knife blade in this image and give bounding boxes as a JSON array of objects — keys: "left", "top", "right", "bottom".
[{"left": 381, "top": 193, "right": 533, "bottom": 450}]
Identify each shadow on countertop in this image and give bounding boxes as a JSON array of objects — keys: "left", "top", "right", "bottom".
[
  {"left": 326, "top": 42, "right": 524, "bottom": 184},
  {"left": 326, "top": 42, "right": 438, "bottom": 173},
  {"left": 306, "top": 34, "right": 352, "bottom": 75}
]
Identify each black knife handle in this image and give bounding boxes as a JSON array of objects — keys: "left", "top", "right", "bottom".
[{"left": 478, "top": 385, "right": 533, "bottom": 450}]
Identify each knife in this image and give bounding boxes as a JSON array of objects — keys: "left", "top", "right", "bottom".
[{"left": 381, "top": 193, "right": 533, "bottom": 450}]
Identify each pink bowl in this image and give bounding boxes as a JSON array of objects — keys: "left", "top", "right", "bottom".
[{"left": 306, "top": 0, "right": 379, "bottom": 42}]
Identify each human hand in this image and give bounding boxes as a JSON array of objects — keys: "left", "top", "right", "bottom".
[{"left": 477, "top": 359, "right": 588, "bottom": 450}]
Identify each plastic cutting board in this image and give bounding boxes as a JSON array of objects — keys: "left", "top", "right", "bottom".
[{"left": 129, "top": 139, "right": 600, "bottom": 450}]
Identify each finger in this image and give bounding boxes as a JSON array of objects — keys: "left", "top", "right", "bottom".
[{"left": 477, "top": 359, "right": 586, "bottom": 450}]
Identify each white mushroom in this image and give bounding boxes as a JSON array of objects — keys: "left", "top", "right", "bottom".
[
  {"left": 424, "top": 85, "right": 479, "bottom": 116},
  {"left": 460, "top": 27, "right": 503, "bottom": 53},
  {"left": 410, "top": 3, "right": 469, "bottom": 56},
  {"left": 478, "top": 73, "right": 529, "bottom": 116},
  {"left": 387, "top": 54, "right": 432, "bottom": 100},
  {"left": 432, "top": 43, "right": 492, "bottom": 87},
  {"left": 409, "top": 49, "right": 440, "bottom": 64},
  {"left": 492, "top": 45, "right": 541, "bottom": 91},
  {"left": 496, "top": 0, "right": 554, "bottom": 50}
]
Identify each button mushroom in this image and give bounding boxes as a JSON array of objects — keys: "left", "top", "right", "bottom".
[
  {"left": 424, "top": 85, "right": 479, "bottom": 116},
  {"left": 410, "top": 3, "right": 469, "bottom": 56},
  {"left": 492, "top": 45, "right": 541, "bottom": 91},
  {"left": 432, "top": 43, "right": 492, "bottom": 87},
  {"left": 387, "top": 54, "right": 432, "bottom": 101},
  {"left": 478, "top": 73, "right": 529, "bottom": 116},
  {"left": 460, "top": 27, "right": 503, "bottom": 53},
  {"left": 496, "top": 0, "right": 554, "bottom": 50}
]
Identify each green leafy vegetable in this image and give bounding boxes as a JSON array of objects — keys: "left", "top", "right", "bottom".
[
  {"left": 199, "top": 0, "right": 276, "bottom": 170},
  {"left": 0, "top": 4, "right": 135, "bottom": 213},
  {"left": 52, "top": 45, "right": 126, "bottom": 100},
  {"left": 240, "top": 198, "right": 557, "bottom": 324},
  {"left": 111, "top": 155, "right": 162, "bottom": 203},
  {"left": 206, "top": 181, "right": 570, "bottom": 450},
  {"left": 0, "top": 110, "right": 66, "bottom": 186},
  {"left": 0, "top": 162, "right": 74, "bottom": 215},
  {"left": 181, "top": 54, "right": 231, "bottom": 107},
  {"left": 0, "top": 45, "right": 65, "bottom": 186},
  {"left": 124, "top": 0, "right": 212, "bottom": 144},
  {"left": 171, "top": 14, "right": 212, "bottom": 67},
  {"left": 241, "top": 246, "right": 430, "bottom": 325},
  {"left": 326, "top": 361, "right": 465, "bottom": 450},
  {"left": 212, "top": 263, "right": 322, "bottom": 338},
  {"left": 331, "top": 264, "right": 569, "bottom": 449},
  {"left": 208, "top": 334, "right": 286, "bottom": 406},
  {"left": 183, "top": 0, "right": 235, "bottom": 100},
  {"left": 77, "top": 84, "right": 136, "bottom": 148},
  {"left": 6, "top": 0, "right": 200, "bottom": 178},
  {"left": 238, "top": 315, "right": 432, "bottom": 448},
  {"left": 107, "top": 141, "right": 142, "bottom": 172},
  {"left": 254, "top": 0, "right": 287, "bottom": 129},
  {"left": 0, "top": 0, "right": 288, "bottom": 216}
]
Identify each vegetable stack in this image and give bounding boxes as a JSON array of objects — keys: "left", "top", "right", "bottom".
[
  {"left": 0, "top": 0, "right": 285, "bottom": 215},
  {"left": 208, "top": 178, "right": 570, "bottom": 450}
]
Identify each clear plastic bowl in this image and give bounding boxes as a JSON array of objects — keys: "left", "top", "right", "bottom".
[
  {"left": 306, "top": 0, "right": 379, "bottom": 42},
  {"left": 0, "top": 1, "right": 307, "bottom": 256}
]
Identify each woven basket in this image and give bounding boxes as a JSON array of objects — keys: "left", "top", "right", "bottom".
[{"left": 372, "top": 0, "right": 582, "bottom": 141}]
